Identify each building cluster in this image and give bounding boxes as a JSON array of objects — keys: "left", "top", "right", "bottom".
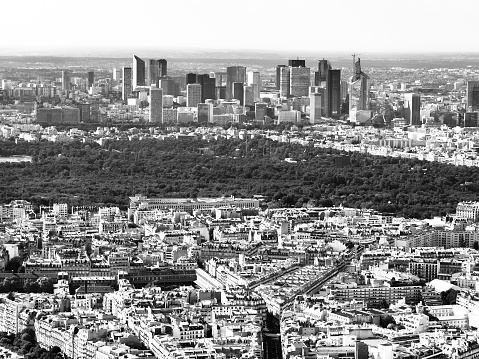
[
  {"left": 2, "top": 197, "right": 479, "bottom": 357},
  {"left": 2, "top": 54, "right": 479, "bottom": 135}
]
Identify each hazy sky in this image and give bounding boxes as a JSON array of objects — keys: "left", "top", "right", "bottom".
[{"left": 2, "top": 0, "right": 476, "bottom": 56}]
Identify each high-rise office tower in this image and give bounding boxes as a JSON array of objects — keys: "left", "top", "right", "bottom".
[
  {"left": 146, "top": 59, "right": 159, "bottom": 87},
  {"left": 244, "top": 85, "right": 255, "bottom": 107},
  {"left": 340, "top": 80, "right": 349, "bottom": 102},
  {"left": 187, "top": 84, "right": 202, "bottom": 107},
  {"left": 216, "top": 86, "right": 226, "bottom": 100},
  {"left": 226, "top": 66, "right": 246, "bottom": 101},
  {"left": 61, "top": 70, "right": 70, "bottom": 91},
  {"left": 197, "top": 103, "right": 213, "bottom": 123},
  {"left": 112, "top": 68, "right": 121, "bottom": 81},
  {"left": 133, "top": 55, "right": 146, "bottom": 88},
  {"left": 279, "top": 67, "right": 290, "bottom": 97},
  {"left": 233, "top": 82, "right": 244, "bottom": 105},
  {"left": 211, "top": 72, "right": 227, "bottom": 87},
  {"left": 403, "top": 93, "right": 421, "bottom": 126},
  {"left": 159, "top": 79, "right": 180, "bottom": 97},
  {"left": 276, "top": 65, "right": 287, "bottom": 90},
  {"left": 310, "top": 92, "right": 323, "bottom": 123},
  {"left": 186, "top": 73, "right": 197, "bottom": 85},
  {"left": 158, "top": 59, "right": 167, "bottom": 77},
  {"left": 466, "top": 81, "right": 479, "bottom": 112},
  {"left": 122, "top": 67, "right": 132, "bottom": 102},
  {"left": 87, "top": 71, "right": 94, "bottom": 88},
  {"left": 247, "top": 71, "right": 261, "bottom": 102},
  {"left": 326, "top": 69, "right": 341, "bottom": 118},
  {"left": 288, "top": 59, "right": 306, "bottom": 68},
  {"left": 197, "top": 74, "right": 215, "bottom": 102},
  {"left": 317, "top": 59, "right": 331, "bottom": 86},
  {"left": 149, "top": 87, "right": 163, "bottom": 123},
  {"left": 349, "top": 58, "right": 370, "bottom": 114},
  {"left": 290, "top": 67, "right": 310, "bottom": 97}
]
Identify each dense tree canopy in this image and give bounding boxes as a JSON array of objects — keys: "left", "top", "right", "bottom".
[{"left": 0, "top": 137, "right": 478, "bottom": 219}]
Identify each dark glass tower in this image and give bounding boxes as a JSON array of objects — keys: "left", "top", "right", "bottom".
[{"left": 133, "top": 55, "right": 146, "bottom": 88}]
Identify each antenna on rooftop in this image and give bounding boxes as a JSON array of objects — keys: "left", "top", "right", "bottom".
[{"left": 352, "top": 53, "right": 361, "bottom": 67}]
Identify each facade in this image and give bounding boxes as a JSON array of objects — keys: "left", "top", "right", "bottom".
[
  {"left": 276, "top": 65, "right": 287, "bottom": 90},
  {"left": 309, "top": 92, "right": 323, "bottom": 123},
  {"left": 162, "top": 108, "right": 177, "bottom": 124},
  {"left": 122, "top": 67, "right": 132, "bottom": 102},
  {"left": 316, "top": 59, "right": 331, "bottom": 86},
  {"left": 61, "top": 70, "right": 70, "bottom": 92},
  {"left": 247, "top": 71, "right": 260, "bottom": 102},
  {"left": 244, "top": 85, "right": 255, "bottom": 107},
  {"left": 279, "top": 67, "right": 290, "bottom": 97},
  {"left": 404, "top": 93, "right": 421, "bottom": 126},
  {"left": 187, "top": 84, "right": 202, "bottom": 107},
  {"left": 196, "top": 74, "right": 215, "bottom": 102},
  {"left": 133, "top": 55, "right": 146, "bottom": 89},
  {"left": 158, "top": 59, "right": 167, "bottom": 77},
  {"left": 197, "top": 103, "right": 213, "bottom": 123},
  {"left": 149, "top": 87, "right": 163, "bottom": 123},
  {"left": 456, "top": 202, "right": 479, "bottom": 222},
  {"left": 466, "top": 81, "right": 479, "bottom": 112},
  {"left": 159, "top": 79, "right": 179, "bottom": 97},
  {"left": 129, "top": 195, "right": 260, "bottom": 215},
  {"left": 87, "top": 71, "right": 94, "bottom": 88},
  {"left": 327, "top": 69, "right": 341, "bottom": 118},
  {"left": 330, "top": 285, "right": 422, "bottom": 306},
  {"left": 232, "top": 82, "right": 244, "bottom": 105},
  {"left": 79, "top": 103, "right": 91, "bottom": 122},
  {"left": 226, "top": 66, "right": 246, "bottom": 101},
  {"left": 146, "top": 59, "right": 159, "bottom": 87},
  {"left": 290, "top": 67, "right": 310, "bottom": 97}
]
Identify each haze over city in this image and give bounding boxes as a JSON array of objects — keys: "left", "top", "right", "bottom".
[{"left": 2, "top": 0, "right": 478, "bottom": 56}]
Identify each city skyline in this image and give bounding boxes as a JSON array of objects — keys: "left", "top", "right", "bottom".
[{"left": 1, "top": 0, "right": 478, "bottom": 56}]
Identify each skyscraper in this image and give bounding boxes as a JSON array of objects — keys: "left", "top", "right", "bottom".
[
  {"left": 186, "top": 73, "right": 197, "bottom": 85},
  {"left": 403, "top": 93, "right": 421, "bottom": 126},
  {"left": 122, "top": 67, "right": 132, "bottom": 102},
  {"left": 326, "top": 69, "right": 341, "bottom": 118},
  {"left": 288, "top": 59, "right": 306, "bottom": 68},
  {"left": 187, "top": 84, "right": 201, "bottom": 107},
  {"left": 466, "top": 81, "right": 479, "bottom": 112},
  {"left": 276, "top": 65, "right": 286, "bottom": 90},
  {"left": 317, "top": 59, "right": 331, "bottom": 86},
  {"left": 226, "top": 66, "right": 246, "bottom": 101},
  {"left": 310, "top": 92, "right": 323, "bottom": 123},
  {"left": 197, "top": 74, "right": 215, "bottom": 102},
  {"left": 149, "top": 87, "right": 163, "bottom": 123},
  {"left": 349, "top": 58, "right": 370, "bottom": 115},
  {"left": 233, "top": 82, "right": 244, "bottom": 105},
  {"left": 244, "top": 85, "right": 255, "bottom": 107},
  {"left": 247, "top": 71, "right": 261, "bottom": 102},
  {"left": 112, "top": 68, "right": 121, "bottom": 82},
  {"left": 158, "top": 59, "right": 167, "bottom": 77},
  {"left": 133, "top": 55, "right": 146, "bottom": 88},
  {"left": 61, "top": 70, "right": 70, "bottom": 91},
  {"left": 159, "top": 79, "right": 180, "bottom": 97},
  {"left": 279, "top": 67, "right": 290, "bottom": 97},
  {"left": 290, "top": 67, "right": 310, "bottom": 97},
  {"left": 146, "top": 59, "right": 159, "bottom": 87},
  {"left": 87, "top": 71, "right": 94, "bottom": 88}
]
